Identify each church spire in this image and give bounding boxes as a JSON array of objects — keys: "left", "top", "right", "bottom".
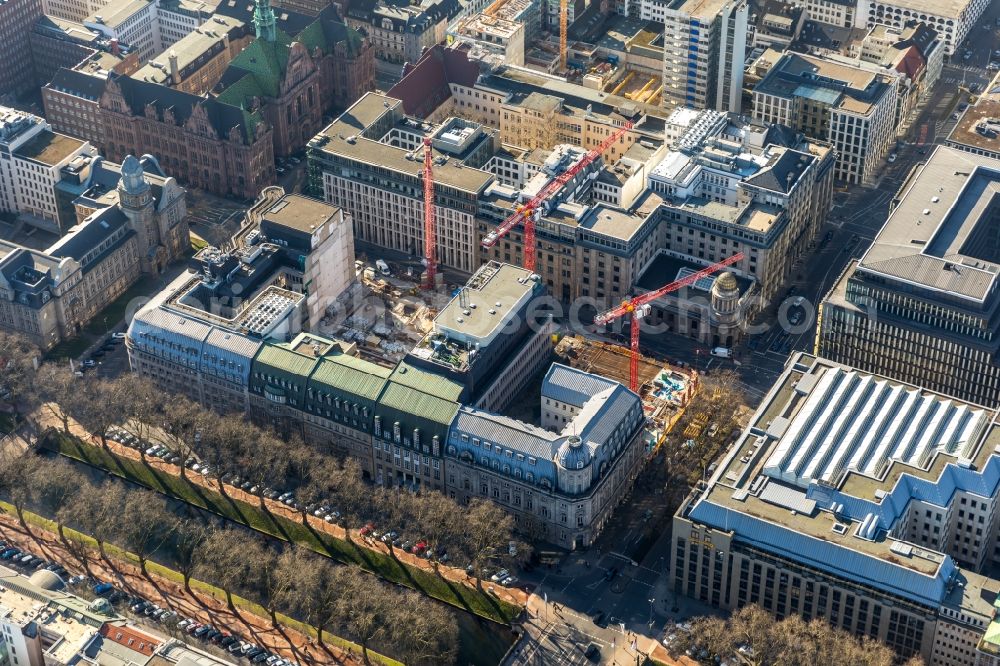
[{"left": 253, "top": 0, "right": 277, "bottom": 42}]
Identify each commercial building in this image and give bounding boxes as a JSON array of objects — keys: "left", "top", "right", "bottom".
[
  {"left": 127, "top": 189, "right": 352, "bottom": 413},
  {"left": 0, "top": 154, "right": 187, "bottom": 350},
  {"left": 446, "top": 362, "right": 646, "bottom": 549},
  {"left": 29, "top": 15, "right": 142, "bottom": 88},
  {"left": 248, "top": 264, "right": 645, "bottom": 549},
  {"left": 673, "top": 352, "right": 1000, "bottom": 664},
  {"left": 387, "top": 44, "right": 666, "bottom": 162},
  {"left": 752, "top": 51, "right": 898, "bottom": 184},
  {"left": 407, "top": 261, "right": 554, "bottom": 411},
  {"left": 817, "top": 145, "right": 1000, "bottom": 408},
  {"left": 646, "top": 108, "right": 835, "bottom": 302},
  {"left": 0, "top": 107, "right": 97, "bottom": 233},
  {"left": 647, "top": 0, "right": 749, "bottom": 112},
  {"left": 83, "top": 0, "right": 159, "bottom": 61},
  {"left": 0, "top": 0, "right": 45, "bottom": 100}
]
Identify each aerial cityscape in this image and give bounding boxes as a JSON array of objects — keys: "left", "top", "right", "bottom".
[{"left": 0, "top": 0, "right": 997, "bottom": 662}]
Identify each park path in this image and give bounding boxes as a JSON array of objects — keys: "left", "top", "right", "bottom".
[
  {"left": 34, "top": 405, "right": 528, "bottom": 610},
  {"left": 0, "top": 509, "right": 359, "bottom": 666}
]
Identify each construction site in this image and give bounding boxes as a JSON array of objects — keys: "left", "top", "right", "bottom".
[{"left": 555, "top": 335, "right": 695, "bottom": 450}]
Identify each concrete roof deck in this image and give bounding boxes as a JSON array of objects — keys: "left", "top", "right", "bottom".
[
  {"left": 432, "top": 262, "right": 536, "bottom": 341},
  {"left": 261, "top": 194, "right": 338, "bottom": 234},
  {"left": 857, "top": 146, "right": 1000, "bottom": 303},
  {"left": 135, "top": 15, "right": 243, "bottom": 84},
  {"left": 14, "top": 130, "right": 86, "bottom": 166},
  {"left": 948, "top": 98, "right": 1000, "bottom": 154},
  {"left": 86, "top": 0, "right": 150, "bottom": 26}
]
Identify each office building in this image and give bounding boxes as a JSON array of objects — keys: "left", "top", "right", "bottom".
[
  {"left": 387, "top": 44, "right": 666, "bottom": 163},
  {"left": 649, "top": 0, "right": 749, "bottom": 112},
  {"left": 127, "top": 189, "right": 352, "bottom": 412},
  {"left": 246, "top": 266, "right": 645, "bottom": 549},
  {"left": 752, "top": 51, "right": 898, "bottom": 184},
  {"left": 645, "top": 108, "right": 835, "bottom": 303},
  {"left": 817, "top": 145, "right": 1000, "bottom": 408},
  {"left": 0, "top": 107, "right": 98, "bottom": 233},
  {"left": 29, "top": 15, "right": 142, "bottom": 88},
  {"left": 309, "top": 94, "right": 497, "bottom": 274},
  {"left": 131, "top": 13, "right": 247, "bottom": 94},
  {"left": 82, "top": 0, "right": 159, "bottom": 61},
  {"left": 407, "top": 262, "right": 554, "bottom": 411},
  {"left": 0, "top": 0, "right": 45, "bottom": 100},
  {"left": 446, "top": 362, "right": 646, "bottom": 549},
  {"left": 674, "top": 352, "right": 1000, "bottom": 664}
]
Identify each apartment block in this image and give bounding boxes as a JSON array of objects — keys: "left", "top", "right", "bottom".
[
  {"left": 674, "top": 352, "right": 1000, "bottom": 665},
  {"left": 752, "top": 51, "right": 898, "bottom": 184},
  {"left": 817, "top": 145, "right": 1000, "bottom": 409}
]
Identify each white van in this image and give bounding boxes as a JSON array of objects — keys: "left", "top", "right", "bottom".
[
  {"left": 710, "top": 347, "right": 732, "bottom": 358},
  {"left": 375, "top": 259, "right": 391, "bottom": 276}
]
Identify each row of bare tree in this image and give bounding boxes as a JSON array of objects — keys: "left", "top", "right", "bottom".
[
  {"left": 669, "top": 605, "right": 924, "bottom": 666},
  {"left": 0, "top": 330, "right": 527, "bottom": 580},
  {"left": 0, "top": 449, "right": 459, "bottom": 664}
]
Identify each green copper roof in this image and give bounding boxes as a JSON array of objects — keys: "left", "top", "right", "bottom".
[
  {"left": 389, "top": 361, "right": 464, "bottom": 401},
  {"left": 225, "top": 30, "right": 294, "bottom": 98},
  {"left": 377, "top": 383, "right": 459, "bottom": 430},
  {"left": 311, "top": 353, "right": 391, "bottom": 402},
  {"left": 254, "top": 343, "right": 317, "bottom": 378}
]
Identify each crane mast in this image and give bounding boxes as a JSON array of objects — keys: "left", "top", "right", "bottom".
[
  {"left": 594, "top": 252, "right": 745, "bottom": 392},
  {"left": 422, "top": 137, "right": 437, "bottom": 290}
]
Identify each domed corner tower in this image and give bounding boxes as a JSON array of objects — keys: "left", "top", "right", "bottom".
[
  {"left": 118, "top": 155, "right": 152, "bottom": 210},
  {"left": 118, "top": 155, "right": 164, "bottom": 274},
  {"left": 711, "top": 271, "right": 741, "bottom": 347},
  {"left": 556, "top": 435, "right": 594, "bottom": 495}
]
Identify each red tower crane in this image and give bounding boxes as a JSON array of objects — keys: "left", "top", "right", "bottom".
[
  {"left": 594, "top": 252, "right": 745, "bottom": 393},
  {"left": 422, "top": 137, "right": 437, "bottom": 290},
  {"left": 481, "top": 121, "right": 635, "bottom": 272}
]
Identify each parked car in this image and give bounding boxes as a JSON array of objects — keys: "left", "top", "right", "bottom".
[
  {"left": 490, "top": 569, "right": 509, "bottom": 583},
  {"left": 93, "top": 582, "right": 114, "bottom": 595},
  {"left": 585, "top": 643, "right": 600, "bottom": 661}
]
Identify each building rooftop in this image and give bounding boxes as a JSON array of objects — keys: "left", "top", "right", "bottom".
[
  {"left": 260, "top": 193, "right": 339, "bottom": 235},
  {"left": 683, "top": 353, "right": 1000, "bottom": 608},
  {"left": 86, "top": 0, "right": 151, "bottom": 28},
  {"left": 755, "top": 52, "right": 892, "bottom": 116},
  {"left": 313, "top": 93, "right": 495, "bottom": 194},
  {"left": 410, "top": 262, "right": 540, "bottom": 373},
  {"left": 14, "top": 130, "right": 87, "bottom": 167},
  {"left": 856, "top": 145, "right": 1000, "bottom": 304},
  {"left": 134, "top": 15, "right": 243, "bottom": 85}
]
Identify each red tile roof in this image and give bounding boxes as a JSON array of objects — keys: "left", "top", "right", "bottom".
[
  {"left": 893, "top": 45, "right": 925, "bottom": 81},
  {"left": 99, "top": 623, "right": 160, "bottom": 656},
  {"left": 388, "top": 44, "right": 481, "bottom": 117}
]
